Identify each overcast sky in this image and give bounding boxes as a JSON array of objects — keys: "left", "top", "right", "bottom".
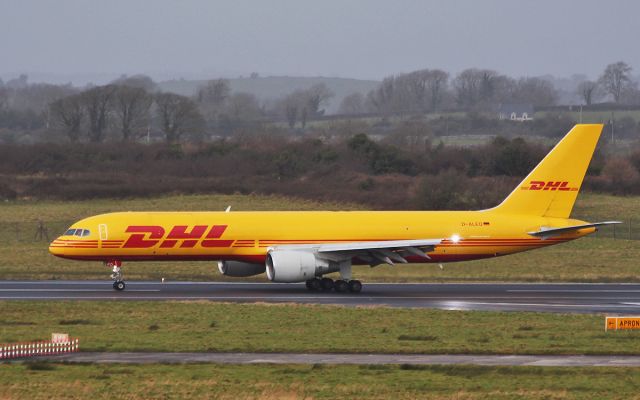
[{"left": 1, "top": 0, "right": 638, "bottom": 84}]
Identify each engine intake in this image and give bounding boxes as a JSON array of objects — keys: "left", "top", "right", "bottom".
[
  {"left": 266, "top": 250, "right": 327, "bottom": 283},
  {"left": 217, "top": 261, "right": 266, "bottom": 277}
]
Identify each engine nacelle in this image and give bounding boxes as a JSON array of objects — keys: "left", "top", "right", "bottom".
[
  {"left": 217, "top": 261, "right": 266, "bottom": 277},
  {"left": 266, "top": 250, "right": 327, "bottom": 283}
]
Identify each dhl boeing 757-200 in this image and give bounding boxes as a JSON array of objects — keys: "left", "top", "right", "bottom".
[{"left": 49, "top": 124, "right": 619, "bottom": 292}]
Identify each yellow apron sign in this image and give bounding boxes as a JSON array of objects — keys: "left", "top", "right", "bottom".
[{"left": 606, "top": 317, "right": 640, "bottom": 331}]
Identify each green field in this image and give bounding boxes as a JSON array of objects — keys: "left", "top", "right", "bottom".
[
  {"left": 0, "top": 193, "right": 637, "bottom": 282},
  {"left": 1, "top": 301, "right": 638, "bottom": 355},
  {"left": 1, "top": 362, "right": 638, "bottom": 400}
]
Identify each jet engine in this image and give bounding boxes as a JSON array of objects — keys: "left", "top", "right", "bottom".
[
  {"left": 266, "top": 250, "right": 330, "bottom": 283},
  {"left": 217, "top": 261, "right": 266, "bottom": 277}
]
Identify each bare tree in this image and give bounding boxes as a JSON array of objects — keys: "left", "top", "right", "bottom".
[
  {"left": 426, "top": 69, "right": 449, "bottom": 111},
  {"left": 155, "top": 92, "right": 205, "bottom": 143},
  {"left": 453, "top": 69, "right": 482, "bottom": 108},
  {"left": 81, "top": 85, "right": 117, "bottom": 142},
  {"left": 338, "top": 92, "right": 365, "bottom": 114},
  {"left": 599, "top": 61, "right": 632, "bottom": 103},
  {"left": 197, "top": 79, "right": 231, "bottom": 130},
  {"left": 577, "top": 80, "right": 600, "bottom": 105},
  {"left": 279, "top": 92, "right": 302, "bottom": 129},
  {"left": 509, "top": 77, "right": 557, "bottom": 107},
  {"left": 304, "top": 83, "right": 333, "bottom": 117},
  {"left": 112, "top": 86, "right": 153, "bottom": 141},
  {"left": 365, "top": 69, "right": 450, "bottom": 114},
  {"left": 49, "top": 94, "right": 84, "bottom": 142},
  {"left": 366, "top": 76, "right": 395, "bottom": 114}
]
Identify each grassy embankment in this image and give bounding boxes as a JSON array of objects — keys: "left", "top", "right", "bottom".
[
  {"left": 0, "top": 192, "right": 637, "bottom": 282},
  {"left": 2, "top": 362, "right": 639, "bottom": 400}
]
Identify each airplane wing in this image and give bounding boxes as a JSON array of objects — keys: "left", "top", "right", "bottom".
[
  {"left": 272, "top": 239, "right": 442, "bottom": 266},
  {"left": 527, "top": 221, "right": 622, "bottom": 239}
]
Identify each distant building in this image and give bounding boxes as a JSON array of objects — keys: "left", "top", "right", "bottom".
[{"left": 498, "top": 104, "right": 534, "bottom": 121}]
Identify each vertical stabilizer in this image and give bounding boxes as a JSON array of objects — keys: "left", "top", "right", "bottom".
[{"left": 490, "top": 124, "right": 603, "bottom": 218}]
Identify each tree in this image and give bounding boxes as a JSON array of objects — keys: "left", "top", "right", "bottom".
[
  {"left": 577, "top": 80, "right": 600, "bottom": 105},
  {"left": 304, "top": 83, "right": 333, "bottom": 117},
  {"left": 338, "top": 92, "right": 365, "bottom": 114},
  {"left": 510, "top": 77, "right": 557, "bottom": 107},
  {"left": 81, "top": 85, "right": 117, "bottom": 142},
  {"left": 426, "top": 69, "right": 449, "bottom": 111},
  {"left": 112, "top": 85, "right": 153, "bottom": 141},
  {"left": 219, "top": 92, "right": 263, "bottom": 131},
  {"left": 276, "top": 84, "right": 333, "bottom": 129},
  {"left": 280, "top": 92, "right": 301, "bottom": 129},
  {"left": 453, "top": 69, "right": 482, "bottom": 108},
  {"left": 366, "top": 76, "right": 395, "bottom": 115},
  {"left": 599, "top": 61, "right": 632, "bottom": 103},
  {"left": 155, "top": 92, "right": 205, "bottom": 143},
  {"left": 197, "top": 79, "right": 231, "bottom": 130},
  {"left": 49, "top": 94, "right": 84, "bottom": 142},
  {"left": 453, "top": 69, "right": 504, "bottom": 109}
]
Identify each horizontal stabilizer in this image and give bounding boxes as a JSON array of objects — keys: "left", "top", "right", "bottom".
[{"left": 528, "top": 221, "right": 622, "bottom": 239}]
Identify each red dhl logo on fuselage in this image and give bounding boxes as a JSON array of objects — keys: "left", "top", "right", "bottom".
[
  {"left": 123, "top": 225, "right": 232, "bottom": 248},
  {"left": 520, "top": 181, "right": 578, "bottom": 191}
]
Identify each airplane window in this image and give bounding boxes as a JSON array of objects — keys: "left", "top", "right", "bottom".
[
  {"left": 82, "top": 229, "right": 91, "bottom": 237},
  {"left": 75, "top": 230, "right": 83, "bottom": 237},
  {"left": 65, "top": 229, "right": 76, "bottom": 236}
]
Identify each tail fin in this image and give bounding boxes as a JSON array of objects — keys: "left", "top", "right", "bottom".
[{"left": 490, "top": 124, "right": 603, "bottom": 218}]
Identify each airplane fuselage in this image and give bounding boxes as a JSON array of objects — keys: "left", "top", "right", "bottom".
[{"left": 49, "top": 210, "right": 592, "bottom": 264}]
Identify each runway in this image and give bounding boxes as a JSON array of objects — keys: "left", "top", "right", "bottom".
[
  {"left": 2, "top": 281, "right": 640, "bottom": 313},
  {"left": 24, "top": 352, "right": 640, "bottom": 367}
]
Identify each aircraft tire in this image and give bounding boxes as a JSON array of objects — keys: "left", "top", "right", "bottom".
[
  {"left": 348, "top": 280, "right": 362, "bottom": 293},
  {"left": 113, "top": 281, "right": 126, "bottom": 291},
  {"left": 334, "top": 280, "right": 349, "bottom": 293},
  {"left": 306, "top": 278, "right": 322, "bottom": 291},
  {"left": 320, "top": 278, "right": 334, "bottom": 291}
]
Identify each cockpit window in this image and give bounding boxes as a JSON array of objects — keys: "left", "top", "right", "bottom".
[{"left": 64, "top": 228, "right": 90, "bottom": 237}]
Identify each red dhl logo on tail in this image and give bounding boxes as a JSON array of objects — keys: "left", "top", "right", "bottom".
[
  {"left": 122, "top": 225, "right": 232, "bottom": 248},
  {"left": 520, "top": 181, "right": 578, "bottom": 191}
]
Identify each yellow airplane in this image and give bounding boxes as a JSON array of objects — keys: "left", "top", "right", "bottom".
[{"left": 50, "top": 124, "right": 619, "bottom": 292}]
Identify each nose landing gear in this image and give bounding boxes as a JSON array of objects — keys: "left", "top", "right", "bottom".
[{"left": 106, "top": 260, "right": 125, "bottom": 291}]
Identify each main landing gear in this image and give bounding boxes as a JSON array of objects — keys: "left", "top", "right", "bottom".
[
  {"left": 305, "top": 278, "right": 363, "bottom": 293},
  {"left": 107, "top": 260, "right": 125, "bottom": 291}
]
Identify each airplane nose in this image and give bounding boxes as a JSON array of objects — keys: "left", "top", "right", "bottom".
[{"left": 49, "top": 237, "right": 65, "bottom": 257}]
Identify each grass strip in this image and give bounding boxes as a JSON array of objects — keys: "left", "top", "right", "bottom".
[
  {"left": 1, "top": 301, "right": 639, "bottom": 355},
  {"left": 1, "top": 362, "right": 639, "bottom": 399}
]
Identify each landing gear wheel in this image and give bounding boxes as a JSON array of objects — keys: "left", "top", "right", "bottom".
[
  {"left": 113, "top": 281, "right": 126, "bottom": 291},
  {"left": 348, "top": 280, "right": 362, "bottom": 293},
  {"left": 320, "top": 278, "right": 334, "bottom": 291},
  {"left": 305, "top": 278, "right": 322, "bottom": 291},
  {"left": 334, "top": 280, "right": 349, "bottom": 293}
]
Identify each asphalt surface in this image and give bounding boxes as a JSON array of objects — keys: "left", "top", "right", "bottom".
[
  {"left": 2, "top": 281, "right": 640, "bottom": 314},
  {"left": 19, "top": 352, "right": 640, "bottom": 367}
]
